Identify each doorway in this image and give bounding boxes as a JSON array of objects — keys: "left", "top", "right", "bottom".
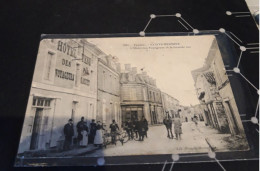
[
  {"left": 225, "top": 101, "right": 239, "bottom": 135},
  {"left": 121, "top": 105, "right": 144, "bottom": 123},
  {"left": 131, "top": 111, "right": 138, "bottom": 121},
  {"left": 30, "top": 108, "right": 43, "bottom": 150}
]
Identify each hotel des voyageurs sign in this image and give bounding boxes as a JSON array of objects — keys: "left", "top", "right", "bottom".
[{"left": 54, "top": 40, "right": 92, "bottom": 88}]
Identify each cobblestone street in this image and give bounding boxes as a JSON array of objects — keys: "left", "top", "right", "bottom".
[{"left": 85, "top": 122, "right": 232, "bottom": 157}]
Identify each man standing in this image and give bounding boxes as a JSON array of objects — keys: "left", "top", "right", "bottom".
[
  {"left": 125, "top": 119, "right": 133, "bottom": 140},
  {"left": 163, "top": 112, "right": 174, "bottom": 139},
  {"left": 136, "top": 118, "right": 145, "bottom": 141},
  {"left": 63, "top": 119, "right": 74, "bottom": 150},
  {"left": 141, "top": 116, "right": 148, "bottom": 138},
  {"left": 110, "top": 120, "right": 119, "bottom": 144},
  {"left": 89, "top": 119, "right": 97, "bottom": 144}
]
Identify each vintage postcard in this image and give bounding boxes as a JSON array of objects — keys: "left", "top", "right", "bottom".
[{"left": 16, "top": 35, "right": 249, "bottom": 166}]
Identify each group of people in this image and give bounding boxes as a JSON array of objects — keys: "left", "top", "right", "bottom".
[
  {"left": 163, "top": 110, "right": 183, "bottom": 140},
  {"left": 63, "top": 113, "right": 181, "bottom": 151},
  {"left": 123, "top": 116, "right": 148, "bottom": 141},
  {"left": 63, "top": 117, "right": 120, "bottom": 150}
]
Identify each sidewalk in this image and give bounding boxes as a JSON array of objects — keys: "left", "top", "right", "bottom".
[
  {"left": 195, "top": 122, "right": 248, "bottom": 152},
  {"left": 194, "top": 122, "right": 230, "bottom": 151},
  {"left": 20, "top": 144, "right": 100, "bottom": 158},
  {"left": 49, "top": 144, "right": 99, "bottom": 157}
]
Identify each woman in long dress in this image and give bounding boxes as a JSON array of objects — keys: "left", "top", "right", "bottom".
[
  {"left": 80, "top": 123, "right": 88, "bottom": 147},
  {"left": 173, "top": 117, "right": 182, "bottom": 140},
  {"left": 94, "top": 121, "right": 104, "bottom": 147}
]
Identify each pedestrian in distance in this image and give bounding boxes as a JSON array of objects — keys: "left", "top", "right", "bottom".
[
  {"left": 174, "top": 109, "right": 183, "bottom": 140},
  {"left": 89, "top": 119, "right": 97, "bottom": 144},
  {"left": 125, "top": 119, "right": 134, "bottom": 140},
  {"left": 132, "top": 116, "right": 139, "bottom": 139},
  {"left": 94, "top": 121, "right": 105, "bottom": 147},
  {"left": 141, "top": 116, "right": 148, "bottom": 138},
  {"left": 136, "top": 118, "right": 145, "bottom": 141},
  {"left": 76, "top": 116, "right": 88, "bottom": 147},
  {"left": 63, "top": 119, "right": 74, "bottom": 151},
  {"left": 163, "top": 112, "right": 174, "bottom": 139},
  {"left": 110, "top": 120, "right": 120, "bottom": 145}
]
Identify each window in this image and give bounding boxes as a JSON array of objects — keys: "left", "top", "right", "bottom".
[
  {"left": 75, "top": 63, "right": 80, "bottom": 87},
  {"left": 27, "top": 116, "right": 34, "bottom": 133},
  {"left": 33, "top": 99, "right": 37, "bottom": 106},
  {"left": 44, "top": 99, "right": 51, "bottom": 107},
  {"left": 72, "top": 101, "right": 78, "bottom": 122},
  {"left": 44, "top": 52, "right": 54, "bottom": 80},
  {"left": 32, "top": 98, "right": 52, "bottom": 108},
  {"left": 103, "top": 71, "right": 106, "bottom": 90},
  {"left": 37, "top": 99, "right": 44, "bottom": 106},
  {"left": 214, "top": 61, "right": 222, "bottom": 86}
]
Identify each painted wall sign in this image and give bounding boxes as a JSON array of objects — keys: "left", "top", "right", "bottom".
[{"left": 57, "top": 41, "right": 76, "bottom": 58}]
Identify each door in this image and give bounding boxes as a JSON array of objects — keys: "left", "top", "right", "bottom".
[
  {"left": 30, "top": 108, "right": 43, "bottom": 150},
  {"left": 225, "top": 101, "right": 239, "bottom": 135},
  {"left": 209, "top": 103, "right": 219, "bottom": 129},
  {"left": 131, "top": 111, "right": 138, "bottom": 121}
]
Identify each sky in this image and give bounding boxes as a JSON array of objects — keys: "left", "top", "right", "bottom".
[{"left": 88, "top": 35, "right": 215, "bottom": 106}]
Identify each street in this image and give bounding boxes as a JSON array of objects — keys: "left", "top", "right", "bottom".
[{"left": 86, "top": 121, "right": 231, "bottom": 157}]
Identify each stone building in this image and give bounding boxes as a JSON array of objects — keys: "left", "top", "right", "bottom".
[
  {"left": 191, "top": 39, "right": 245, "bottom": 136},
  {"left": 96, "top": 54, "right": 121, "bottom": 127},
  {"left": 193, "top": 104, "right": 205, "bottom": 121},
  {"left": 161, "top": 92, "right": 180, "bottom": 119},
  {"left": 18, "top": 39, "right": 99, "bottom": 153},
  {"left": 120, "top": 64, "right": 164, "bottom": 125}
]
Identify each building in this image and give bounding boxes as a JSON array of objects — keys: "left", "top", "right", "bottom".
[
  {"left": 120, "top": 65, "right": 164, "bottom": 125},
  {"left": 18, "top": 39, "right": 99, "bottom": 153},
  {"left": 210, "top": 40, "right": 245, "bottom": 136},
  {"left": 97, "top": 54, "right": 121, "bottom": 127},
  {"left": 193, "top": 104, "right": 205, "bottom": 121},
  {"left": 178, "top": 106, "right": 192, "bottom": 122},
  {"left": 191, "top": 39, "right": 245, "bottom": 136},
  {"left": 161, "top": 92, "right": 180, "bottom": 118}
]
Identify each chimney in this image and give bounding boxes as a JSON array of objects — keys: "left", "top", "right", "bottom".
[{"left": 125, "top": 64, "right": 131, "bottom": 72}]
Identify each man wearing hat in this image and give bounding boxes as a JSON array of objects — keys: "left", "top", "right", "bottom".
[
  {"left": 110, "top": 120, "right": 119, "bottom": 144},
  {"left": 63, "top": 119, "right": 74, "bottom": 150},
  {"left": 89, "top": 119, "right": 97, "bottom": 144},
  {"left": 163, "top": 111, "right": 173, "bottom": 139}
]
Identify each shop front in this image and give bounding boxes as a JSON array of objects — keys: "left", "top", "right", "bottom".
[{"left": 121, "top": 105, "right": 144, "bottom": 123}]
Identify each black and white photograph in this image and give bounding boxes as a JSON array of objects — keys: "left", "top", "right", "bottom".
[{"left": 16, "top": 35, "right": 250, "bottom": 165}]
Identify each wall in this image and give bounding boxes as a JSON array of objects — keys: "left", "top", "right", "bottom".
[{"left": 18, "top": 39, "right": 98, "bottom": 153}]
